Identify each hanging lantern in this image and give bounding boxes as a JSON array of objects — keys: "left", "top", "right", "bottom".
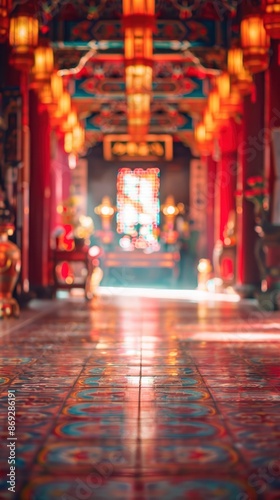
[
  {"left": 227, "top": 47, "right": 253, "bottom": 96},
  {"left": 127, "top": 93, "right": 150, "bottom": 118},
  {"left": 216, "top": 72, "right": 230, "bottom": 100},
  {"left": 196, "top": 121, "right": 213, "bottom": 142},
  {"left": 9, "top": 2, "right": 38, "bottom": 70},
  {"left": 123, "top": 0, "right": 155, "bottom": 71},
  {"left": 51, "top": 72, "right": 63, "bottom": 104},
  {"left": 57, "top": 91, "right": 71, "bottom": 116},
  {"left": 72, "top": 123, "right": 85, "bottom": 152},
  {"left": 124, "top": 25, "right": 153, "bottom": 107},
  {"left": 64, "top": 124, "right": 85, "bottom": 155},
  {"left": 241, "top": 15, "right": 270, "bottom": 73},
  {"left": 228, "top": 47, "right": 246, "bottom": 75},
  {"left": 194, "top": 122, "right": 207, "bottom": 144},
  {"left": 208, "top": 90, "right": 220, "bottom": 115},
  {"left": 194, "top": 122, "right": 212, "bottom": 156},
  {"left": 64, "top": 132, "right": 73, "bottom": 154},
  {"left": 124, "top": 23, "right": 153, "bottom": 95},
  {"left": 0, "top": 0, "right": 10, "bottom": 42},
  {"left": 32, "top": 38, "right": 54, "bottom": 83},
  {"left": 123, "top": 0, "right": 155, "bottom": 17},
  {"left": 125, "top": 27, "right": 153, "bottom": 66},
  {"left": 123, "top": 0, "right": 155, "bottom": 140},
  {"left": 52, "top": 91, "right": 71, "bottom": 128},
  {"left": 125, "top": 64, "right": 153, "bottom": 94},
  {"left": 231, "top": 72, "right": 253, "bottom": 96},
  {"left": 204, "top": 109, "right": 215, "bottom": 136},
  {"left": 215, "top": 109, "right": 230, "bottom": 127},
  {"left": 39, "top": 82, "right": 53, "bottom": 104},
  {"left": 220, "top": 90, "right": 242, "bottom": 116},
  {"left": 62, "top": 109, "right": 78, "bottom": 132},
  {"left": 68, "top": 110, "right": 78, "bottom": 129},
  {"left": 264, "top": 0, "right": 280, "bottom": 39},
  {"left": 127, "top": 93, "right": 150, "bottom": 139},
  {"left": 40, "top": 72, "right": 62, "bottom": 109}
]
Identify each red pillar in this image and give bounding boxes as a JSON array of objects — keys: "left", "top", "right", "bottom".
[
  {"left": 216, "top": 118, "right": 239, "bottom": 243},
  {"left": 218, "top": 151, "right": 237, "bottom": 240},
  {"left": 206, "top": 155, "right": 217, "bottom": 260},
  {"left": 29, "top": 91, "right": 51, "bottom": 289},
  {"left": 265, "top": 40, "right": 280, "bottom": 223},
  {"left": 4, "top": 47, "right": 31, "bottom": 294},
  {"left": 20, "top": 71, "right": 31, "bottom": 293},
  {"left": 236, "top": 73, "right": 265, "bottom": 293}
]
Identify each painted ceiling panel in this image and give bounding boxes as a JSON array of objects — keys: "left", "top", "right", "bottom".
[
  {"left": 38, "top": 0, "right": 244, "bottom": 139},
  {"left": 50, "top": 19, "right": 228, "bottom": 47}
]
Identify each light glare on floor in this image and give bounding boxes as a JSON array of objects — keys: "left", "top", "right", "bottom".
[{"left": 99, "top": 286, "right": 240, "bottom": 302}]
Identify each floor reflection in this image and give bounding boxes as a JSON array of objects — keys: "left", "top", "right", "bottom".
[{"left": 0, "top": 292, "right": 280, "bottom": 499}]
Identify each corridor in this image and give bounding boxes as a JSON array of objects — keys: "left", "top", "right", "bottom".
[{"left": 1, "top": 290, "right": 280, "bottom": 499}]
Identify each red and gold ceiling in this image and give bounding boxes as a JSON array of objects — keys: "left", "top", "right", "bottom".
[{"left": 3, "top": 0, "right": 277, "bottom": 156}]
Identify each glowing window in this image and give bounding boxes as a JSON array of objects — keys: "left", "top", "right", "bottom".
[{"left": 117, "top": 168, "right": 160, "bottom": 249}]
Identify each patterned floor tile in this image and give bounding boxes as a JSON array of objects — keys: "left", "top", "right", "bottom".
[
  {"left": 68, "top": 387, "right": 140, "bottom": 401},
  {"left": 35, "top": 440, "right": 136, "bottom": 471},
  {"left": 151, "top": 388, "right": 211, "bottom": 402},
  {"left": 146, "top": 403, "right": 218, "bottom": 418},
  {"left": 61, "top": 401, "right": 138, "bottom": 418},
  {"left": 81, "top": 367, "right": 140, "bottom": 376},
  {"left": 75, "top": 376, "right": 140, "bottom": 388},
  {"left": 19, "top": 476, "right": 136, "bottom": 500},
  {"left": 0, "top": 296, "right": 279, "bottom": 499},
  {"left": 141, "top": 367, "right": 199, "bottom": 376},
  {"left": 140, "top": 420, "right": 228, "bottom": 440},
  {"left": 140, "top": 440, "right": 240, "bottom": 472},
  {"left": 50, "top": 420, "right": 139, "bottom": 440},
  {"left": 140, "top": 376, "right": 203, "bottom": 387}
]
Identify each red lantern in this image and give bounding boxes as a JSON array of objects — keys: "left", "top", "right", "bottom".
[
  {"left": 57, "top": 91, "right": 71, "bottom": 117},
  {"left": 123, "top": 0, "right": 155, "bottom": 69},
  {"left": 208, "top": 90, "right": 220, "bottom": 115},
  {"left": 241, "top": 15, "right": 270, "bottom": 73},
  {"left": 72, "top": 123, "right": 85, "bottom": 152},
  {"left": 204, "top": 109, "right": 215, "bottom": 136},
  {"left": 220, "top": 90, "right": 242, "bottom": 116},
  {"left": 51, "top": 72, "right": 64, "bottom": 104},
  {"left": 127, "top": 93, "right": 150, "bottom": 141},
  {"left": 38, "top": 82, "right": 52, "bottom": 104},
  {"left": 228, "top": 47, "right": 253, "bottom": 96},
  {"left": 216, "top": 72, "right": 230, "bottom": 100},
  {"left": 194, "top": 122, "right": 212, "bottom": 156},
  {"left": 264, "top": 0, "right": 280, "bottom": 39},
  {"left": 123, "top": 0, "right": 155, "bottom": 140},
  {"left": 32, "top": 38, "right": 54, "bottom": 83},
  {"left": 0, "top": 0, "right": 11, "bottom": 42},
  {"left": 62, "top": 109, "right": 78, "bottom": 132},
  {"left": 9, "top": 2, "right": 38, "bottom": 70},
  {"left": 123, "top": 0, "right": 155, "bottom": 17}
]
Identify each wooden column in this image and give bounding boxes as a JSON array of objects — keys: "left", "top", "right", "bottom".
[
  {"left": 236, "top": 73, "right": 265, "bottom": 293},
  {"left": 29, "top": 91, "right": 51, "bottom": 289},
  {"left": 265, "top": 40, "right": 280, "bottom": 223},
  {"left": 217, "top": 119, "right": 239, "bottom": 242},
  {"left": 19, "top": 71, "right": 30, "bottom": 293}
]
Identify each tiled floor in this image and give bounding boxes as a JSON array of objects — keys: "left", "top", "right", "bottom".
[{"left": 1, "top": 291, "right": 280, "bottom": 499}]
